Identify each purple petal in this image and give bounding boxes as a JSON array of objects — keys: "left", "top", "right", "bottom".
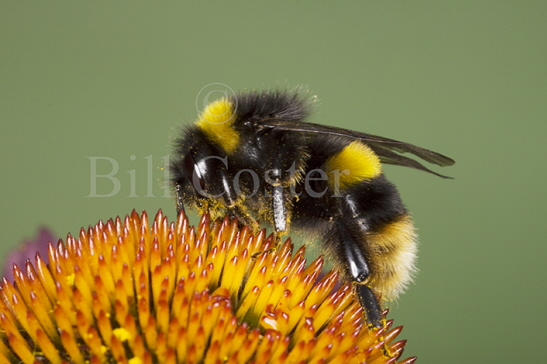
[{"left": 3, "top": 227, "right": 56, "bottom": 282}]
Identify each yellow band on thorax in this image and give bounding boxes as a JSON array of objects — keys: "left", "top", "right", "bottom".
[{"left": 196, "top": 98, "right": 239, "bottom": 154}]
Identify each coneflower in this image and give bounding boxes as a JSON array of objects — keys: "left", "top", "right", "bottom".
[{"left": 0, "top": 209, "right": 416, "bottom": 364}]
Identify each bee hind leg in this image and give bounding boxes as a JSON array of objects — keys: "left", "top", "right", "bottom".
[
  {"left": 354, "top": 282, "right": 383, "bottom": 328},
  {"left": 335, "top": 219, "right": 383, "bottom": 328}
]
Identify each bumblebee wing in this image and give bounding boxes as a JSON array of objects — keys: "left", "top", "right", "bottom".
[
  {"left": 366, "top": 146, "right": 453, "bottom": 179},
  {"left": 259, "top": 120, "right": 455, "bottom": 178}
]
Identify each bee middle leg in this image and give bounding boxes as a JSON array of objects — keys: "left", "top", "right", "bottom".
[{"left": 250, "top": 182, "right": 291, "bottom": 259}]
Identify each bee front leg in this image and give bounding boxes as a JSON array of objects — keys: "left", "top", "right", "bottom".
[
  {"left": 228, "top": 204, "right": 259, "bottom": 231},
  {"left": 175, "top": 184, "right": 185, "bottom": 216}
]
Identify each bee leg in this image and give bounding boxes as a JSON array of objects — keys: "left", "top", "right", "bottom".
[
  {"left": 229, "top": 204, "right": 259, "bottom": 231},
  {"left": 354, "top": 282, "right": 383, "bottom": 328},
  {"left": 248, "top": 184, "right": 288, "bottom": 259},
  {"left": 336, "top": 220, "right": 383, "bottom": 328},
  {"left": 271, "top": 184, "right": 288, "bottom": 234},
  {"left": 175, "top": 184, "right": 185, "bottom": 216},
  {"left": 207, "top": 171, "right": 258, "bottom": 230}
]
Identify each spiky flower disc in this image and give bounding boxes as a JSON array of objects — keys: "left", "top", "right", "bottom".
[{"left": 0, "top": 210, "right": 416, "bottom": 364}]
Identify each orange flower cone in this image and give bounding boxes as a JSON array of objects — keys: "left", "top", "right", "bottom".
[{"left": 0, "top": 209, "right": 416, "bottom": 364}]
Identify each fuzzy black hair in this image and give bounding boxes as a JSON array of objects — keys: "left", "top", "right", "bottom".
[{"left": 230, "top": 88, "right": 316, "bottom": 124}]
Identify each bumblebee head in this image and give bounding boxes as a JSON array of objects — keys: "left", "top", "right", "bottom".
[
  {"left": 172, "top": 88, "right": 315, "bottom": 219},
  {"left": 171, "top": 138, "right": 230, "bottom": 216}
]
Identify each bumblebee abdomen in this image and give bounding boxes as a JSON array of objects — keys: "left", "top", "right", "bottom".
[
  {"left": 292, "top": 139, "right": 417, "bottom": 301},
  {"left": 366, "top": 214, "right": 417, "bottom": 300}
]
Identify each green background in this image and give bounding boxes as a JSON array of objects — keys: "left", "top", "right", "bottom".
[{"left": 1, "top": 2, "right": 545, "bottom": 363}]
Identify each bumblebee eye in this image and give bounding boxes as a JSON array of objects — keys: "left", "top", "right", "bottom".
[{"left": 184, "top": 152, "right": 205, "bottom": 193}]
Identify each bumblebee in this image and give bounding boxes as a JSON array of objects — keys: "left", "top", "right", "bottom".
[{"left": 171, "top": 89, "right": 454, "bottom": 327}]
